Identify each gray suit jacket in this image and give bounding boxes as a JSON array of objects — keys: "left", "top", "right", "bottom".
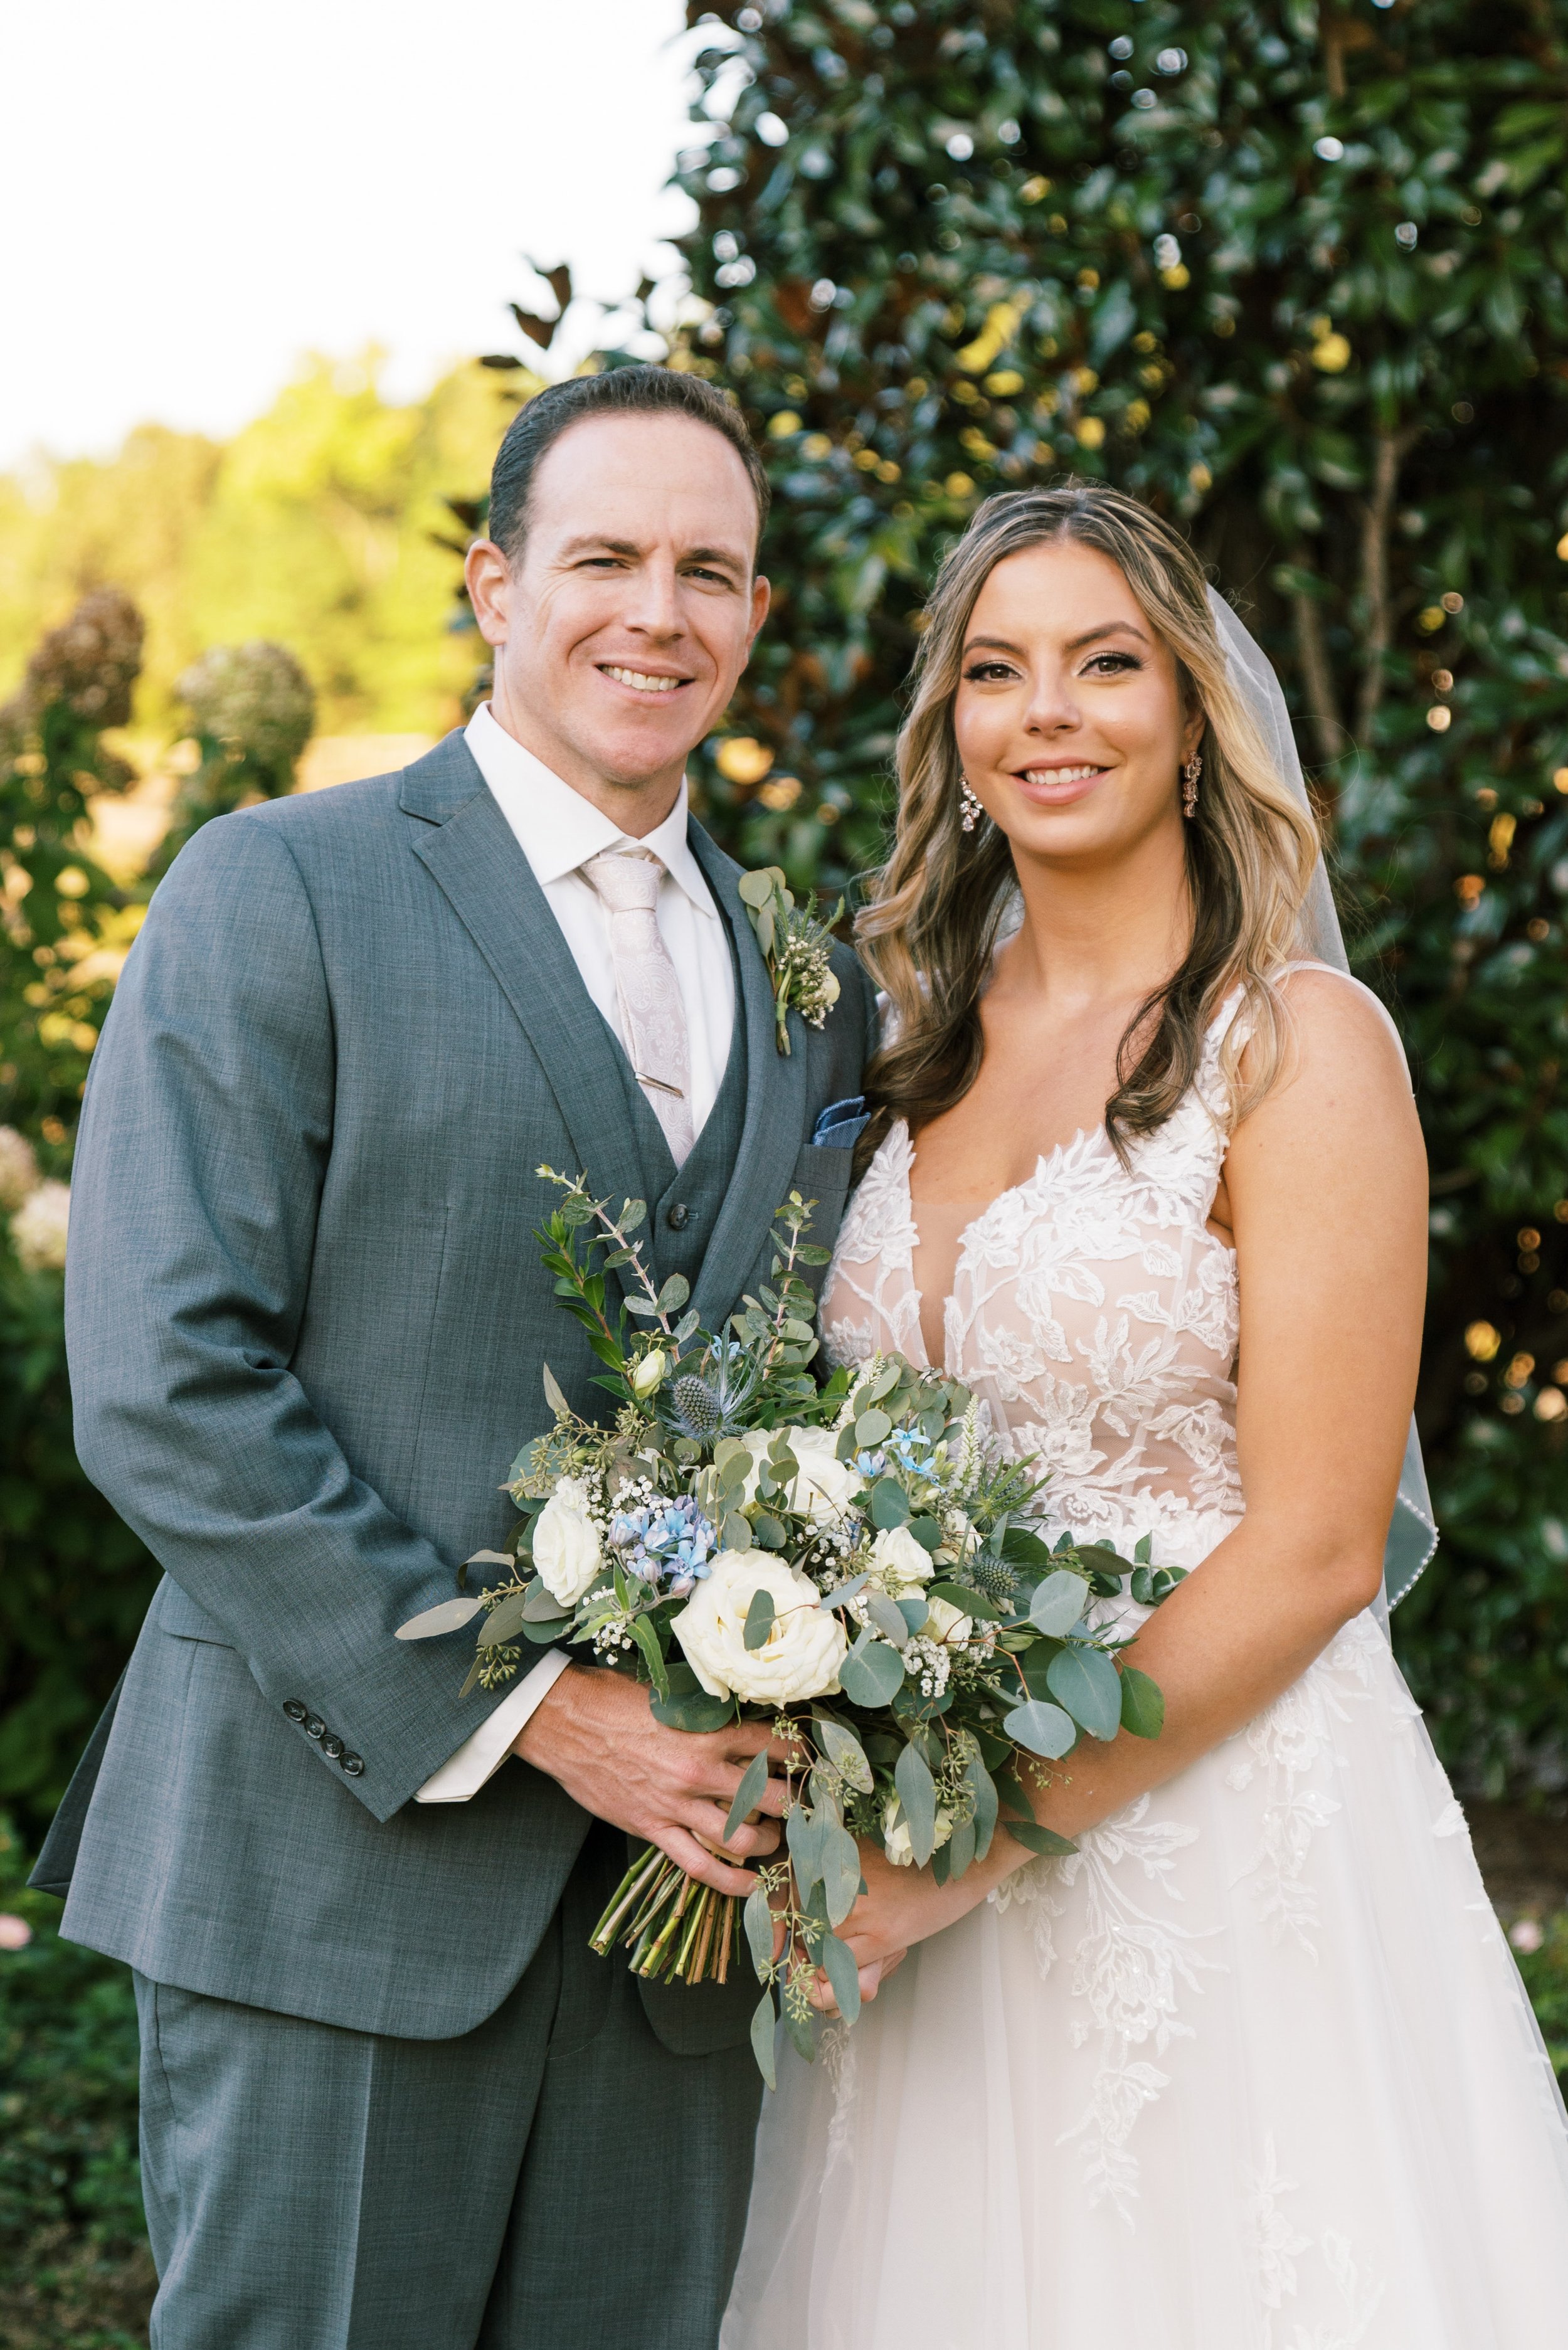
[{"left": 36, "top": 731, "right": 874, "bottom": 2048}]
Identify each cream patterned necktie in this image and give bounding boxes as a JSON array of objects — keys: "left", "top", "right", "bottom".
[{"left": 581, "top": 850, "right": 696, "bottom": 1167}]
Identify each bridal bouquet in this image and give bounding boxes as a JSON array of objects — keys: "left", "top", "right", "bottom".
[{"left": 399, "top": 1171, "right": 1183, "bottom": 2082}]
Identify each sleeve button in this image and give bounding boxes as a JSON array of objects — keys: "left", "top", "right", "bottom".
[
  {"left": 304, "top": 1717, "right": 326, "bottom": 1740},
  {"left": 341, "top": 1754, "right": 365, "bottom": 1777},
  {"left": 282, "top": 1700, "right": 307, "bottom": 1723},
  {"left": 321, "top": 1733, "right": 344, "bottom": 1759}
]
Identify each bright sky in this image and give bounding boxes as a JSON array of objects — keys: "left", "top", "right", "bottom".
[{"left": 0, "top": 0, "right": 707, "bottom": 469}]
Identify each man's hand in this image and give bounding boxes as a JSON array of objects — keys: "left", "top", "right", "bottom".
[{"left": 514, "top": 1663, "right": 790, "bottom": 1896}]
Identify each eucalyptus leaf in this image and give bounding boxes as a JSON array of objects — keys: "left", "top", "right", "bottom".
[
  {"left": 854, "top": 1406, "right": 892, "bottom": 1446},
  {"left": 1005, "top": 1820, "right": 1080, "bottom": 1858},
  {"left": 787, "top": 1804, "right": 826, "bottom": 1904},
  {"left": 1046, "top": 1643, "right": 1124, "bottom": 1742},
  {"left": 820, "top": 1822, "right": 863, "bottom": 1927},
  {"left": 650, "top": 1688, "right": 733, "bottom": 1732},
  {"left": 818, "top": 1931, "right": 862, "bottom": 2026},
  {"left": 657, "top": 1273, "right": 690, "bottom": 1313},
  {"left": 821, "top": 1572, "right": 869, "bottom": 1610},
  {"left": 750, "top": 1987, "right": 778, "bottom": 2088},
  {"left": 1029, "top": 1570, "right": 1088, "bottom": 1638},
  {"left": 395, "top": 1595, "right": 486, "bottom": 1640},
  {"left": 866, "top": 1592, "right": 911, "bottom": 1647},
  {"left": 738, "top": 869, "right": 776, "bottom": 909},
  {"left": 726, "top": 1749, "right": 772, "bottom": 1843},
  {"left": 782, "top": 1993, "right": 816, "bottom": 2065},
  {"left": 541, "top": 1363, "right": 571, "bottom": 1418},
  {"left": 477, "top": 1589, "right": 531, "bottom": 1648},
  {"left": 894, "top": 1739, "right": 938, "bottom": 1866},
  {"left": 869, "top": 1476, "right": 909, "bottom": 1530},
  {"left": 752, "top": 1512, "right": 787, "bottom": 1550},
  {"left": 813, "top": 1716, "right": 874, "bottom": 1792},
  {"left": 945, "top": 1813, "right": 976, "bottom": 1880},
  {"left": 1001, "top": 1698, "right": 1078, "bottom": 1759},
  {"left": 743, "top": 1887, "right": 776, "bottom": 1978},
  {"left": 967, "top": 1750, "right": 999, "bottom": 1863},
  {"left": 837, "top": 1633, "right": 905, "bottom": 1707},
  {"left": 744, "top": 1587, "right": 777, "bottom": 1652},
  {"left": 908, "top": 1515, "right": 943, "bottom": 1552},
  {"left": 722, "top": 1512, "right": 753, "bottom": 1551}
]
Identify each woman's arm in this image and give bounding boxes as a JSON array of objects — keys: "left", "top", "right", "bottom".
[{"left": 828, "top": 970, "right": 1429, "bottom": 1984}]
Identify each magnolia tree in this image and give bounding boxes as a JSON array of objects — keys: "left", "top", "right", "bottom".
[{"left": 583, "top": 0, "right": 1568, "bottom": 1792}]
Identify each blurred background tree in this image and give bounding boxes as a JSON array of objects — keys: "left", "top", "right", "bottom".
[
  {"left": 0, "top": 352, "right": 516, "bottom": 745},
  {"left": 617, "top": 0, "right": 1568, "bottom": 1797}
]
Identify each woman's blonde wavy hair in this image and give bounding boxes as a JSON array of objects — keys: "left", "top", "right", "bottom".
[{"left": 855, "top": 484, "right": 1322, "bottom": 1172}]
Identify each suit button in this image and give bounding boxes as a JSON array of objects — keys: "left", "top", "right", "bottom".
[
  {"left": 665, "top": 1202, "right": 691, "bottom": 1231},
  {"left": 304, "top": 1717, "right": 326, "bottom": 1740},
  {"left": 283, "top": 1700, "right": 307, "bottom": 1723},
  {"left": 341, "top": 1754, "right": 365, "bottom": 1777},
  {"left": 322, "top": 1733, "right": 344, "bottom": 1760}
]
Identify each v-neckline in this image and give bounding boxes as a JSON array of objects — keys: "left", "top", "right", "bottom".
[{"left": 902, "top": 1118, "right": 1109, "bottom": 1370}]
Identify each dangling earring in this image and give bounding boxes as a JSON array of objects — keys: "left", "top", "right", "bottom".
[
  {"left": 1181, "top": 751, "right": 1202, "bottom": 819},
  {"left": 960, "top": 777, "right": 984, "bottom": 833}
]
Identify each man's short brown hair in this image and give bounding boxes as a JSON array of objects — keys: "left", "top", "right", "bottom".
[{"left": 487, "top": 365, "right": 771, "bottom": 563}]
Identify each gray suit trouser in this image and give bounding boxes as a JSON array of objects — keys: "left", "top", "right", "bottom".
[{"left": 133, "top": 1826, "right": 763, "bottom": 2349}]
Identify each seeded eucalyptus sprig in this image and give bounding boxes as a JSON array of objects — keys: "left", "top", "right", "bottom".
[{"left": 738, "top": 866, "right": 846, "bottom": 1055}]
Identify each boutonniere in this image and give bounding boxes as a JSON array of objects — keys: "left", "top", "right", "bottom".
[{"left": 738, "top": 865, "right": 846, "bottom": 1056}]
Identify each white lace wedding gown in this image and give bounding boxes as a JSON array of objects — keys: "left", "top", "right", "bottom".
[{"left": 722, "top": 983, "right": 1568, "bottom": 2349}]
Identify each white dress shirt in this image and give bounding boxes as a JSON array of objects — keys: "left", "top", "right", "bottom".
[{"left": 415, "top": 704, "right": 737, "bottom": 1802}]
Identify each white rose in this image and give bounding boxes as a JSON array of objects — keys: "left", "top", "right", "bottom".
[
  {"left": 11, "top": 1178, "right": 69, "bottom": 1272},
  {"left": 871, "top": 1523, "right": 935, "bottom": 1596},
  {"left": 923, "top": 1594, "right": 974, "bottom": 1646},
  {"left": 531, "top": 1477, "right": 604, "bottom": 1606},
  {"left": 882, "top": 1794, "right": 955, "bottom": 1868},
  {"left": 630, "top": 1349, "right": 667, "bottom": 1399},
  {"left": 743, "top": 1424, "right": 862, "bottom": 1526},
  {"left": 673, "top": 1550, "right": 848, "bottom": 1707}
]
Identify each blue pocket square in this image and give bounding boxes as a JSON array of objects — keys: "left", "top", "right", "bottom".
[{"left": 811, "top": 1096, "right": 869, "bottom": 1148}]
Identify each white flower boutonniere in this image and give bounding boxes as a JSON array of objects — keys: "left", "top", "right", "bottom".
[{"left": 738, "top": 865, "right": 845, "bottom": 1056}]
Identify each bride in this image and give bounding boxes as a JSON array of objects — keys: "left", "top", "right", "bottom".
[{"left": 721, "top": 484, "right": 1568, "bottom": 2346}]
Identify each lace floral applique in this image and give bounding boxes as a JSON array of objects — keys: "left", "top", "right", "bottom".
[
  {"left": 1229, "top": 1614, "right": 1382, "bottom": 1956},
  {"left": 1002, "top": 1794, "right": 1227, "bottom": 2223},
  {"left": 818, "top": 2018, "right": 858, "bottom": 2187},
  {"left": 1246, "top": 2140, "right": 1386, "bottom": 2348}
]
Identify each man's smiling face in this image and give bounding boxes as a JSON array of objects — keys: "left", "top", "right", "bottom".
[{"left": 467, "top": 411, "right": 769, "bottom": 828}]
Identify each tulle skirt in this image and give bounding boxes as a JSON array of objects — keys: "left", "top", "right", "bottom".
[{"left": 721, "top": 1612, "right": 1568, "bottom": 2348}]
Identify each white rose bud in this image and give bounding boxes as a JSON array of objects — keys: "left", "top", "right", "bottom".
[
  {"left": 531, "top": 1477, "right": 604, "bottom": 1606},
  {"left": 817, "top": 968, "right": 840, "bottom": 1007},
  {"left": 630, "top": 1349, "right": 667, "bottom": 1399},
  {"left": 871, "top": 1523, "right": 935, "bottom": 1595},
  {"left": 923, "top": 1594, "right": 973, "bottom": 1646},
  {"left": 673, "top": 1550, "right": 848, "bottom": 1707},
  {"left": 882, "top": 1794, "right": 955, "bottom": 1868}
]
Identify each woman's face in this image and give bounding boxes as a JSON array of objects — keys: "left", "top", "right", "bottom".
[{"left": 951, "top": 537, "right": 1204, "bottom": 867}]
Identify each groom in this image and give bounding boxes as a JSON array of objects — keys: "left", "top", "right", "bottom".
[{"left": 32, "top": 366, "right": 876, "bottom": 2347}]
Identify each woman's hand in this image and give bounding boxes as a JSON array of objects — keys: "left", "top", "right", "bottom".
[{"left": 807, "top": 1834, "right": 1015, "bottom": 2014}]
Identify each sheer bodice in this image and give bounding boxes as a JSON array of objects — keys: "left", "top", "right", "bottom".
[{"left": 822, "top": 1002, "right": 1245, "bottom": 1572}]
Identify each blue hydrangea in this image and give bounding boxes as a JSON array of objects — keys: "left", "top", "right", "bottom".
[{"left": 610, "top": 1495, "right": 719, "bottom": 1594}]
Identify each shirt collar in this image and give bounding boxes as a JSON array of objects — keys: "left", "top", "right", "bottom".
[{"left": 465, "top": 702, "right": 715, "bottom": 915}]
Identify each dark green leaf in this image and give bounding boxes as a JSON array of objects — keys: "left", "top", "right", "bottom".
[{"left": 1119, "top": 1665, "right": 1165, "bottom": 1740}]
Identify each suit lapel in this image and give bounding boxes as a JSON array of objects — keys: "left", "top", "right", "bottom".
[
  {"left": 402, "top": 737, "right": 650, "bottom": 1296},
  {"left": 687, "top": 822, "right": 808, "bottom": 1328}
]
